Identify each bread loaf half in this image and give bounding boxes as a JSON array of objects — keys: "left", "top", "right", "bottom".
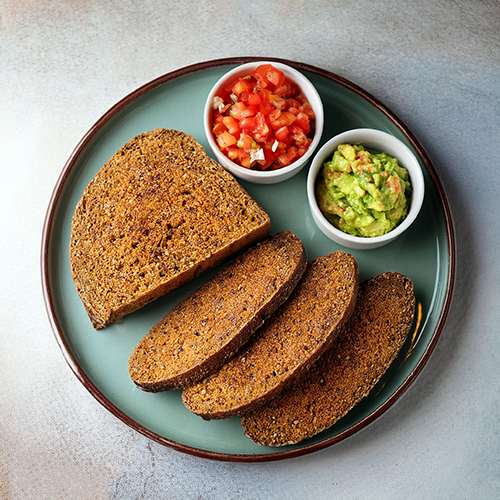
[
  {"left": 69, "top": 129, "right": 270, "bottom": 329},
  {"left": 241, "top": 272, "right": 415, "bottom": 446},
  {"left": 128, "top": 231, "right": 307, "bottom": 391},
  {"left": 182, "top": 251, "right": 359, "bottom": 420}
]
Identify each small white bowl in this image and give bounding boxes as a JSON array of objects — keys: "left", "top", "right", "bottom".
[
  {"left": 204, "top": 61, "right": 324, "bottom": 184},
  {"left": 307, "top": 128, "right": 425, "bottom": 250}
]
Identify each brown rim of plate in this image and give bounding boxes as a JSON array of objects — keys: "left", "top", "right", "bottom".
[{"left": 41, "top": 56, "right": 456, "bottom": 463}]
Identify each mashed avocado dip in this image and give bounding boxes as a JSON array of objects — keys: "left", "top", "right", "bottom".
[{"left": 315, "top": 143, "right": 411, "bottom": 237}]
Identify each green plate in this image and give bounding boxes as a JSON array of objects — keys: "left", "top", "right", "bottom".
[{"left": 42, "top": 57, "right": 455, "bottom": 462}]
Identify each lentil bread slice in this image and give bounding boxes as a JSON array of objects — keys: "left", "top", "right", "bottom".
[
  {"left": 128, "top": 231, "right": 307, "bottom": 391},
  {"left": 69, "top": 129, "right": 270, "bottom": 329},
  {"left": 182, "top": 251, "right": 359, "bottom": 420},
  {"left": 241, "top": 272, "right": 415, "bottom": 446}
]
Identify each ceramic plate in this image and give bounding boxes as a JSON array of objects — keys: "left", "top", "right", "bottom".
[{"left": 42, "top": 57, "right": 455, "bottom": 462}]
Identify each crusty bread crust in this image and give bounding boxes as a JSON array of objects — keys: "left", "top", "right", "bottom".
[
  {"left": 241, "top": 272, "right": 415, "bottom": 446},
  {"left": 182, "top": 251, "right": 359, "bottom": 420},
  {"left": 128, "top": 231, "right": 307, "bottom": 391},
  {"left": 69, "top": 129, "right": 270, "bottom": 329}
]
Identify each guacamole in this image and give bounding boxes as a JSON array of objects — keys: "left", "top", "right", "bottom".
[{"left": 315, "top": 143, "right": 411, "bottom": 237}]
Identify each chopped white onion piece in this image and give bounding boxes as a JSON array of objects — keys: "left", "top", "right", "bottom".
[
  {"left": 212, "top": 96, "right": 225, "bottom": 112},
  {"left": 272, "top": 140, "right": 279, "bottom": 152},
  {"left": 250, "top": 148, "right": 265, "bottom": 163}
]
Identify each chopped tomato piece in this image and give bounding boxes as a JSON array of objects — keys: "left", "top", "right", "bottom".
[
  {"left": 258, "top": 88, "right": 273, "bottom": 103},
  {"left": 222, "top": 116, "right": 241, "bottom": 135},
  {"left": 239, "top": 116, "right": 257, "bottom": 131},
  {"left": 212, "top": 121, "right": 227, "bottom": 136},
  {"left": 252, "top": 113, "right": 270, "bottom": 142},
  {"left": 275, "top": 126, "right": 289, "bottom": 142},
  {"left": 266, "top": 66, "right": 285, "bottom": 87},
  {"left": 239, "top": 154, "right": 252, "bottom": 168},
  {"left": 230, "top": 102, "right": 256, "bottom": 119},
  {"left": 274, "top": 82, "right": 298, "bottom": 98},
  {"left": 251, "top": 65, "right": 271, "bottom": 88},
  {"left": 290, "top": 125, "right": 307, "bottom": 145},
  {"left": 299, "top": 101, "right": 316, "bottom": 120},
  {"left": 258, "top": 100, "right": 275, "bottom": 116},
  {"left": 245, "top": 92, "right": 261, "bottom": 106},
  {"left": 298, "top": 138, "right": 313, "bottom": 157},
  {"left": 269, "top": 109, "right": 297, "bottom": 129},
  {"left": 216, "top": 131, "right": 237, "bottom": 149},
  {"left": 276, "top": 146, "right": 299, "bottom": 167},
  {"left": 214, "top": 114, "right": 224, "bottom": 124},
  {"left": 287, "top": 98, "right": 302, "bottom": 109},
  {"left": 231, "top": 78, "right": 253, "bottom": 96},
  {"left": 226, "top": 147, "right": 240, "bottom": 160},
  {"left": 294, "top": 112, "right": 311, "bottom": 134},
  {"left": 251, "top": 64, "right": 285, "bottom": 89}
]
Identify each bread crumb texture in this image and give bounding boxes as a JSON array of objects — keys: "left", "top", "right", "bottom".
[
  {"left": 241, "top": 272, "right": 415, "bottom": 446},
  {"left": 128, "top": 231, "right": 306, "bottom": 391},
  {"left": 69, "top": 129, "right": 270, "bottom": 329},
  {"left": 182, "top": 251, "right": 359, "bottom": 420}
]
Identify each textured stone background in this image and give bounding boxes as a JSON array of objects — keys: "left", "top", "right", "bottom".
[{"left": 1, "top": 1, "right": 499, "bottom": 498}]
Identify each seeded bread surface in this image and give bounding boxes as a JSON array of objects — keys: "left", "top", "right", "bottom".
[
  {"left": 69, "top": 129, "right": 270, "bottom": 329},
  {"left": 128, "top": 231, "right": 307, "bottom": 391},
  {"left": 182, "top": 251, "right": 359, "bottom": 420},
  {"left": 241, "top": 272, "right": 415, "bottom": 446}
]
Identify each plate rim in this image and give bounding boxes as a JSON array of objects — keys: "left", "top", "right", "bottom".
[{"left": 41, "top": 56, "right": 456, "bottom": 462}]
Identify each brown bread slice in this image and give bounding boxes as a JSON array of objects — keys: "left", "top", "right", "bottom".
[
  {"left": 241, "top": 272, "right": 415, "bottom": 446},
  {"left": 128, "top": 231, "right": 307, "bottom": 391},
  {"left": 182, "top": 251, "right": 359, "bottom": 420},
  {"left": 69, "top": 129, "right": 270, "bottom": 329}
]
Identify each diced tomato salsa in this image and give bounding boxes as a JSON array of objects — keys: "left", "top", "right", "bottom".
[{"left": 211, "top": 64, "right": 316, "bottom": 170}]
